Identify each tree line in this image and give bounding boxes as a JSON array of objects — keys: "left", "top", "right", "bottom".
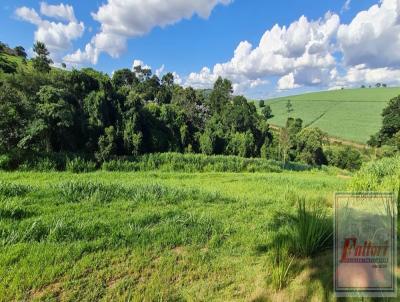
[{"left": 0, "top": 41, "right": 379, "bottom": 171}]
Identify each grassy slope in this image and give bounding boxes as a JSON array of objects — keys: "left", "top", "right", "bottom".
[
  {"left": 0, "top": 171, "right": 348, "bottom": 301},
  {"left": 262, "top": 88, "right": 400, "bottom": 143},
  {"left": 0, "top": 53, "right": 33, "bottom": 72}
]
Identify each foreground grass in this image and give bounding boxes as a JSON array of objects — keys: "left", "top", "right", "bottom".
[
  {"left": 260, "top": 88, "right": 400, "bottom": 143},
  {"left": 0, "top": 170, "right": 381, "bottom": 301}
]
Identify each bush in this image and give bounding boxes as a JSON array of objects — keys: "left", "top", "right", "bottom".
[
  {"left": 349, "top": 155, "right": 400, "bottom": 192},
  {"left": 66, "top": 158, "right": 96, "bottom": 173},
  {"left": 0, "top": 154, "right": 12, "bottom": 170},
  {"left": 259, "top": 100, "right": 265, "bottom": 108},
  {"left": 325, "top": 145, "right": 362, "bottom": 171}
]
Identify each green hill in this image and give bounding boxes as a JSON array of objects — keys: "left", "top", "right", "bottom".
[{"left": 262, "top": 88, "right": 400, "bottom": 143}]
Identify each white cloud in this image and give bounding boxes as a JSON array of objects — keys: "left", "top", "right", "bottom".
[
  {"left": 15, "top": 3, "right": 84, "bottom": 63},
  {"left": 172, "top": 72, "right": 183, "bottom": 85},
  {"left": 278, "top": 73, "right": 300, "bottom": 90},
  {"left": 155, "top": 65, "right": 165, "bottom": 77},
  {"left": 334, "top": 64, "right": 400, "bottom": 87},
  {"left": 132, "top": 59, "right": 151, "bottom": 71},
  {"left": 338, "top": 0, "right": 400, "bottom": 68},
  {"left": 186, "top": 12, "right": 340, "bottom": 93},
  {"left": 341, "top": 0, "right": 351, "bottom": 13},
  {"left": 66, "top": 0, "right": 231, "bottom": 64},
  {"left": 40, "top": 2, "right": 77, "bottom": 22}
]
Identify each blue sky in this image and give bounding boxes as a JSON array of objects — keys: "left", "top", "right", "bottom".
[{"left": 1, "top": 0, "right": 399, "bottom": 98}]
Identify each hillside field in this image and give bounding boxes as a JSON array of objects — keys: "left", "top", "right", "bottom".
[{"left": 261, "top": 88, "right": 400, "bottom": 143}]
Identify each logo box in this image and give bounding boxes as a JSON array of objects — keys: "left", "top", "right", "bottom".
[{"left": 334, "top": 193, "right": 397, "bottom": 297}]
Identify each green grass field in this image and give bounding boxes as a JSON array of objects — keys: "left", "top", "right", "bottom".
[
  {"left": 262, "top": 88, "right": 400, "bottom": 143},
  {"left": 0, "top": 170, "right": 349, "bottom": 301}
]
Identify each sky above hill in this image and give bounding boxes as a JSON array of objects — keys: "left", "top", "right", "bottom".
[{"left": 1, "top": 0, "right": 400, "bottom": 98}]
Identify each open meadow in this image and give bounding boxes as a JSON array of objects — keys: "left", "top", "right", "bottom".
[
  {"left": 0, "top": 169, "right": 349, "bottom": 301},
  {"left": 1, "top": 153, "right": 399, "bottom": 302},
  {"left": 263, "top": 88, "right": 400, "bottom": 143}
]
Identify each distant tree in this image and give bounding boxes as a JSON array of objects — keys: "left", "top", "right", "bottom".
[
  {"left": 14, "top": 46, "right": 27, "bottom": 58},
  {"left": 261, "top": 105, "right": 274, "bottom": 120},
  {"left": 370, "top": 95, "right": 400, "bottom": 146},
  {"left": 382, "top": 83, "right": 387, "bottom": 88},
  {"left": 209, "top": 77, "right": 232, "bottom": 113},
  {"left": 0, "top": 41, "right": 5, "bottom": 52},
  {"left": 61, "top": 63, "right": 67, "bottom": 69},
  {"left": 112, "top": 68, "right": 136, "bottom": 88},
  {"left": 286, "top": 100, "right": 293, "bottom": 116},
  {"left": 296, "top": 127, "right": 327, "bottom": 166},
  {"left": 96, "top": 126, "right": 117, "bottom": 162},
  {"left": 32, "top": 41, "right": 53, "bottom": 73},
  {"left": 361, "top": 85, "right": 366, "bottom": 88},
  {"left": 376, "top": 83, "right": 381, "bottom": 88},
  {"left": 259, "top": 100, "right": 265, "bottom": 108}
]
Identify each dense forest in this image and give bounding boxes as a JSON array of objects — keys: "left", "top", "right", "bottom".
[{"left": 0, "top": 41, "right": 399, "bottom": 171}]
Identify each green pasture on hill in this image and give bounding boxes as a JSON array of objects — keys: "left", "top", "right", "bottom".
[{"left": 260, "top": 88, "right": 400, "bottom": 143}]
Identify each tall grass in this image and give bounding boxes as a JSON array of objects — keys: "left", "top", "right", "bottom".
[
  {"left": 0, "top": 181, "right": 32, "bottom": 197},
  {"left": 268, "top": 234, "right": 294, "bottom": 291},
  {"left": 102, "top": 153, "right": 311, "bottom": 173},
  {"left": 288, "top": 198, "right": 332, "bottom": 257},
  {"left": 349, "top": 155, "right": 400, "bottom": 192}
]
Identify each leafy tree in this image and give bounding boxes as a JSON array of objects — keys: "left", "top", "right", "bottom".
[
  {"left": 35, "top": 86, "right": 74, "bottom": 152},
  {"left": 32, "top": 42, "right": 53, "bottom": 73},
  {"left": 96, "top": 126, "right": 117, "bottom": 162},
  {"left": 112, "top": 68, "right": 137, "bottom": 88},
  {"left": 325, "top": 146, "right": 362, "bottom": 171},
  {"left": 376, "top": 83, "right": 381, "bottom": 88},
  {"left": 296, "top": 128, "right": 327, "bottom": 166},
  {"left": 209, "top": 77, "right": 232, "bottom": 113},
  {"left": 0, "top": 83, "right": 28, "bottom": 152},
  {"left": 286, "top": 100, "right": 293, "bottom": 116},
  {"left": 14, "top": 46, "right": 27, "bottom": 58},
  {"left": 371, "top": 95, "right": 400, "bottom": 146},
  {"left": 261, "top": 105, "right": 274, "bottom": 120},
  {"left": 259, "top": 100, "right": 265, "bottom": 107}
]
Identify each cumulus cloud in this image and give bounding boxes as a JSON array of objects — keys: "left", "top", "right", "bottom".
[
  {"left": 186, "top": 12, "right": 340, "bottom": 93},
  {"left": 65, "top": 0, "right": 231, "bottom": 64},
  {"left": 334, "top": 64, "right": 400, "bottom": 87},
  {"left": 40, "top": 2, "right": 77, "bottom": 22},
  {"left": 15, "top": 3, "right": 84, "bottom": 63},
  {"left": 338, "top": 0, "right": 400, "bottom": 68}
]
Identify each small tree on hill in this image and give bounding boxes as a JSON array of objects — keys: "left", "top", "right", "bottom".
[
  {"left": 286, "top": 100, "right": 293, "bottom": 116},
  {"left": 259, "top": 100, "right": 265, "bottom": 108},
  {"left": 262, "top": 105, "right": 274, "bottom": 121},
  {"left": 14, "top": 46, "right": 27, "bottom": 58},
  {"left": 32, "top": 41, "right": 53, "bottom": 73}
]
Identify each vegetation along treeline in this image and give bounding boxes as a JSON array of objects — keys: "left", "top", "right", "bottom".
[{"left": 1, "top": 41, "right": 399, "bottom": 171}]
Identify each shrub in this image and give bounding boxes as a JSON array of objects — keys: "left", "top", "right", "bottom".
[
  {"left": 288, "top": 198, "right": 332, "bottom": 257},
  {"left": 66, "top": 158, "right": 96, "bottom": 173},
  {"left": 325, "top": 146, "right": 362, "bottom": 171},
  {"left": 0, "top": 154, "right": 12, "bottom": 170},
  {"left": 349, "top": 155, "right": 400, "bottom": 192}
]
